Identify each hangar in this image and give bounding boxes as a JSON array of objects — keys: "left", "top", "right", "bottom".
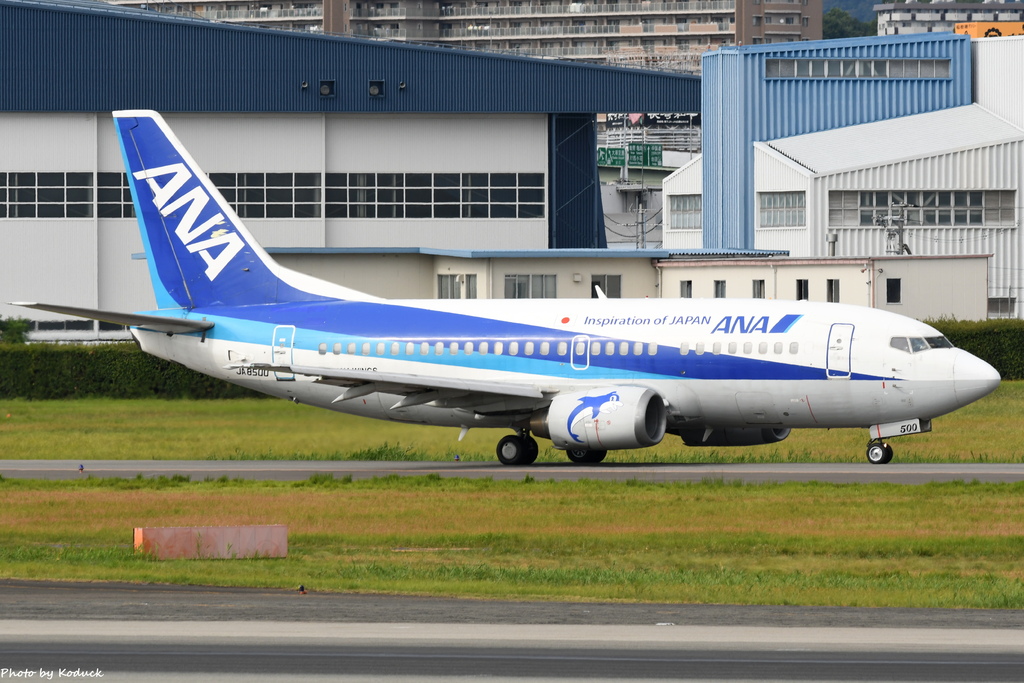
[
  {"left": 0, "top": 0, "right": 699, "bottom": 333},
  {"left": 664, "top": 33, "right": 1023, "bottom": 319}
]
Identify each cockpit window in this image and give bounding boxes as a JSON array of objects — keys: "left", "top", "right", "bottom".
[
  {"left": 909, "top": 337, "right": 929, "bottom": 353},
  {"left": 890, "top": 337, "right": 910, "bottom": 353},
  {"left": 890, "top": 335, "right": 955, "bottom": 354}
]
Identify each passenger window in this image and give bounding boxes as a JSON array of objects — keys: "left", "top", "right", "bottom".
[
  {"left": 405, "top": 342, "right": 414, "bottom": 355},
  {"left": 556, "top": 341, "right": 567, "bottom": 356},
  {"left": 510, "top": 341, "right": 519, "bottom": 355},
  {"left": 434, "top": 342, "right": 444, "bottom": 355},
  {"left": 575, "top": 341, "right": 587, "bottom": 355},
  {"left": 591, "top": 341, "right": 601, "bottom": 356},
  {"left": 647, "top": 343, "right": 657, "bottom": 356},
  {"left": 633, "top": 342, "right": 643, "bottom": 355},
  {"left": 465, "top": 342, "right": 474, "bottom": 355},
  {"left": 758, "top": 342, "right": 768, "bottom": 354},
  {"left": 361, "top": 342, "right": 370, "bottom": 355},
  {"left": 347, "top": 342, "right": 356, "bottom": 355},
  {"left": 494, "top": 342, "right": 504, "bottom": 355},
  {"left": 605, "top": 342, "right": 615, "bottom": 355},
  {"left": 525, "top": 342, "right": 535, "bottom": 355},
  {"left": 890, "top": 337, "right": 910, "bottom": 353},
  {"left": 679, "top": 342, "right": 690, "bottom": 355},
  {"left": 774, "top": 342, "right": 783, "bottom": 354},
  {"left": 695, "top": 342, "right": 705, "bottom": 356},
  {"left": 376, "top": 342, "right": 386, "bottom": 355},
  {"left": 318, "top": 343, "right": 327, "bottom": 355},
  {"left": 449, "top": 342, "right": 459, "bottom": 355},
  {"left": 540, "top": 342, "right": 550, "bottom": 355},
  {"left": 743, "top": 342, "right": 752, "bottom": 354},
  {"left": 727, "top": 342, "right": 737, "bottom": 354},
  {"left": 910, "top": 337, "right": 929, "bottom": 353},
  {"left": 390, "top": 342, "right": 400, "bottom": 356},
  {"left": 619, "top": 341, "right": 629, "bottom": 355},
  {"left": 479, "top": 342, "right": 489, "bottom": 355},
  {"left": 789, "top": 342, "right": 799, "bottom": 354},
  {"left": 420, "top": 342, "right": 430, "bottom": 355},
  {"left": 712, "top": 342, "right": 722, "bottom": 355}
]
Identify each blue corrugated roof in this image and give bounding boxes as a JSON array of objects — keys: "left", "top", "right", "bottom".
[{"left": 0, "top": 0, "right": 699, "bottom": 114}]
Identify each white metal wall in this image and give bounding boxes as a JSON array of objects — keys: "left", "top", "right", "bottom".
[
  {"left": 753, "top": 143, "right": 814, "bottom": 256},
  {"left": 973, "top": 36, "right": 1024, "bottom": 129},
  {"left": 810, "top": 142, "right": 1022, "bottom": 310},
  {"left": 0, "top": 111, "right": 551, "bottom": 321},
  {"left": 661, "top": 156, "right": 704, "bottom": 250}
]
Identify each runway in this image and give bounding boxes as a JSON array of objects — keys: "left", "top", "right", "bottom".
[
  {"left": 2, "top": 581, "right": 1023, "bottom": 682},
  {"left": 4, "top": 459, "right": 1024, "bottom": 483}
]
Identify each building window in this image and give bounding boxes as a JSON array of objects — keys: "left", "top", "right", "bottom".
[
  {"left": 97, "top": 173, "right": 135, "bottom": 218},
  {"left": 714, "top": 280, "right": 727, "bottom": 298},
  {"left": 669, "top": 194, "right": 702, "bottom": 230},
  {"left": 752, "top": 279, "right": 765, "bottom": 298},
  {"left": 886, "top": 278, "right": 902, "bottom": 304},
  {"left": 827, "top": 278, "right": 840, "bottom": 303},
  {"left": 438, "top": 274, "right": 477, "bottom": 299},
  {"left": 796, "top": 279, "right": 809, "bottom": 300},
  {"left": 505, "top": 274, "right": 556, "bottom": 298},
  {"left": 829, "top": 190, "right": 1015, "bottom": 227},
  {"left": 0, "top": 172, "right": 93, "bottom": 219},
  {"left": 326, "top": 172, "right": 544, "bottom": 219},
  {"left": 766, "top": 58, "right": 950, "bottom": 80},
  {"left": 591, "top": 274, "right": 622, "bottom": 298},
  {"left": 210, "top": 172, "right": 322, "bottom": 218},
  {"left": 759, "top": 192, "right": 805, "bottom": 228},
  {"left": 680, "top": 280, "right": 693, "bottom": 298}
]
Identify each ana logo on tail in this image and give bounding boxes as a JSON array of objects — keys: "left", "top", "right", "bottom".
[{"left": 134, "top": 163, "right": 244, "bottom": 281}]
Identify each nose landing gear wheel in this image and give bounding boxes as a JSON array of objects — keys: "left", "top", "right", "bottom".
[{"left": 866, "top": 440, "right": 894, "bottom": 465}]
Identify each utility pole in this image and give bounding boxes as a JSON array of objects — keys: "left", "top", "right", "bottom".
[{"left": 873, "top": 201, "right": 912, "bottom": 255}]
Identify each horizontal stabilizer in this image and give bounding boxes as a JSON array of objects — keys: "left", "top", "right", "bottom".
[{"left": 9, "top": 302, "right": 214, "bottom": 335}]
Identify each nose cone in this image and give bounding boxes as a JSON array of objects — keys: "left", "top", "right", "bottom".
[{"left": 953, "top": 351, "right": 1001, "bottom": 407}]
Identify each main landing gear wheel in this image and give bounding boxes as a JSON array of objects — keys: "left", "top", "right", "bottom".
[
  {"left": 566, "top": 449, "right": 608, "bottom": 464},
  {"left": 496, "top": 434, "right": 539, "bottom": 466},
  {"left": 866, "top": 440, "right": 894, "bottom": 465}
]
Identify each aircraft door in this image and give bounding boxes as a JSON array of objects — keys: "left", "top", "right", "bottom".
[
  {"left": 271, "top": 325, "right": 296, "bottom": 381},
  {"left": 571, "top": 335, "right": 590, "bottom": 371},
  {"left": 826, "top": 323, "right": 854, "bottom": 379}
]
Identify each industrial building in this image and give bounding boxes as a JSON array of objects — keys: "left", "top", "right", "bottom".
[
  {"left": 875, "top": 1, "right": 1024, "bottom": 36},
  {"left": 664, "top": 32, "right": 1022, "bottom": 319}
]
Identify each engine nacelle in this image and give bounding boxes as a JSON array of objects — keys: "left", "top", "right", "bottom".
[
  {"left": 676, "top": 427, "right": 791, "bottom": 448},
  {"left": 531, "top": 386, "right": 667, "bottom": 451}
]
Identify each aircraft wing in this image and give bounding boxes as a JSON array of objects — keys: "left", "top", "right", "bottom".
[
  {"left": 9, "top": 302, "right": 215, "bottom": 335},
  {"left": 231, "top": 363, "right": 549, "bottom": 411}
]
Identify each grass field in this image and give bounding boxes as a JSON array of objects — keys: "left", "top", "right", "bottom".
[
  {"left": 0, "top": 382, "right": 1021, "bottom": 463},
  {"left": 1, "top": 476, "right": 1023, "bottom": 608},
  {"left": 1, "top": 384, "right": 1022, "bottom": 607}
]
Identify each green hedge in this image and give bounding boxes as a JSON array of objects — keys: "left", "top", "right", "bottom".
[
  {"left": 929, "top": 318, "right": 1024, "bottom": 381},
  {"left": 0, "top": 319, "right": 1020, "bottom": 399},
  {"left": 0, "top": 343, "right": 258, "bottom": 399}
]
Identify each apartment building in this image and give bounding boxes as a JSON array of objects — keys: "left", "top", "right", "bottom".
[{"left": 103, "top": 0, "right": 821, "bottom": 68}]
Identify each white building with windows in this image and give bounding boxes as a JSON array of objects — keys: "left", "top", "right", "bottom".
[{"left": 663, "top": 34, "right": 1024, "bottom": 319}]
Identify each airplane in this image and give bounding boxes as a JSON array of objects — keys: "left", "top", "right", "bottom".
[{"left": 13, "top": 110, "right": 1002, "bottom": 466}]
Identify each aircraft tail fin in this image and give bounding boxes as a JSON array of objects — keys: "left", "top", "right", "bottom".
[{"left": 113, "top": 110, "right": 375, "bottom": 309}]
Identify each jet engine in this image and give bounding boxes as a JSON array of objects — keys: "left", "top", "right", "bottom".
[
  {"left": 676, "top": 427, "right": 791, "bottom": 447},
  {"left": 531, "top": 386, "right": 667, "bottom": 451}
]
